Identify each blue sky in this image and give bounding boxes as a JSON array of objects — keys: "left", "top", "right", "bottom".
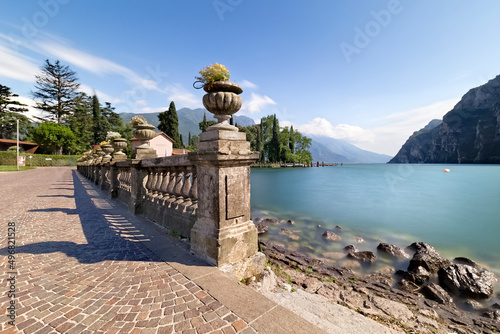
[{"left": 1, "top": 1, "right": 500, "bottom": 155}]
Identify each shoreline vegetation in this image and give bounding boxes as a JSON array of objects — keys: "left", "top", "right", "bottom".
[{"left": 252, "top": 217, "right": 500, "bottom": 333}]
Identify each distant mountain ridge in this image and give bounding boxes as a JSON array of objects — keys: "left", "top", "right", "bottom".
[
  {"left": 309, "top": 135, "right": 392, "bottom": 163},
  {"left": 390, "top": 75, "right": 500, "bottom": 163},
  {"left": 119, "top": 108, "right": 392, "bottom": 163},
  {"left": 119, "top": 108, "right": 255, "bottom": 144}
]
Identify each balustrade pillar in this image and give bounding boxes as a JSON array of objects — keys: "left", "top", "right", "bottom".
[{"left": 189, "top": 129, "right": 262, "bottom": 273}]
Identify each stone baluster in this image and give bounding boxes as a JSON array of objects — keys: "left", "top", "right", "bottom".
[
  {"left": 153, "top": 168, "right": 163, "bottom": 199},
  {"left": 174, "top": 169, "right": 184, "bottom": 204},
  {"left": 180, "top": 168, "right": 193, "bottom": 208},
  {"left": 159, "top": 170, "right": 170, "bottom": 203},
  {"left": 166, "top": 170, "right": 177, "bottom": 204},
  {"left": 145, "top": 169, "right": 155, "bottom": 199},
  {"left": 188, "top": 170, "right": 198, "bottom": 213}
]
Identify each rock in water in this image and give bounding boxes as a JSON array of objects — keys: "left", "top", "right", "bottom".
[
  {"left": 344, "top": 245, "right": 376, "bottom": 263},
  {"left": 438, "top": 264, "right": 497, "bottom": 299},
  {"left": 377, "top": 243, "right": 410, "bottom": 259},
  {"left": 255, "top": 223, "right": 268, "bottom": 234},
  {"left": 407, "top": 242, "right": 451, "bottom": 274},
  {"left": 322, "top": 230, "right": 341, "bottom": 240}
]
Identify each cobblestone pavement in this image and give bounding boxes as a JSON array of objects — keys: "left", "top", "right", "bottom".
[{"left": 0, "top": 167, "right": 258, "bottom": 334}]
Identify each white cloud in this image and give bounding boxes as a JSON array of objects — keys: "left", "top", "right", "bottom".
[
  {"left": 238, "top": 80, "right": 258, "bottom": 90},
  {"left": 135, "top": 100, "right": 147, "bottom": 106},
  {"left": 163, "top": 84, "right": 201, "bottom": 109},
  {"left": 287, "top": 98, "right": 460, "bottom": 156},
  {"left": 79, "top": 84, "right": 123, "bottom": 105},
  {"left": 298, "top": 118, "right": 375, "bottom": 143},
  {"left": 0, "top": 45, "right": 39, "bottom": 82},
  {"left": 241, "top": 93, "right": 276, "bottom": 114},
  {"left": 140, "top": 107, "right": 166, "bottom": 114}
]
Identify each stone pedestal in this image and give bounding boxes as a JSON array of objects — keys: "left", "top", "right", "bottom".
[
  {"left": 134, "top": 146, "right": 157, "bottom": 160},
  {"left": 189, "top": 126, "right": 262, "bottom": 278}
]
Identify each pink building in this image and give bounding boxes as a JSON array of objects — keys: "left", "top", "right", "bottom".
[{"left": 131, "top": 132, "right": 174, "bottom": 157}]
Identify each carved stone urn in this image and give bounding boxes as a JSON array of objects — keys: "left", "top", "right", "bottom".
[
  {"left": 101, "top": 144, "right": 114, "bottom": 158},
  {"left": 133, "top": 124, "right": 156, "bottom": 147},
  {"left": 112, "top": 138, "right": 127, "bottom": 160},
  {"left": 202, "top": 81, "right": 243, "bottom": 131},
  {"left": 132, "top": 123, "right": 157, "bottom": 159}
]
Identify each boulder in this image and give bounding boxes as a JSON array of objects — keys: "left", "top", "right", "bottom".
[
  {"left": 255, "top": 223, "right": 268, "bottom": 234},
  {"left": 396, "top": 267, "right": 430, "bottom": 286},
  {"left": 287, "top": 219, "right": 294, "bottom": 225},
  {"left": 407, "top": 242, "right": 451, "bottom": 274},
  {"left": 343, "top": 245, "right": 375, "bottom": 263},
  {"left": 347, "top": 251, "right": 376, "bottom": 263},
  {"left": 262, "top": 218, "right": 280, "bottom": 224},
  {"left": 344, "top": 245, "right": 357, "bottom": 253},
  {"left": 377, "top": 243, "right": 410, "bottom": 259},
  {"left": 280, "top": 228, "right": 292, "bottom": 235},
  {"left": 322, "top": 230, "right": 341, "bottom": 240},
  {"left": 438, "top": 264, "right": 497, "bottom": 299},
  {"left": 354, "top": 237, "right": 365, "bottom": 243},
  {"left": 420, "top": 283, "right": 453, "bottom": 305}
]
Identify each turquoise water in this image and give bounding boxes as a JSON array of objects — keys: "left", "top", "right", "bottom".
[{"left": 250, "top": 164, "right": 500, "bottom": 279}]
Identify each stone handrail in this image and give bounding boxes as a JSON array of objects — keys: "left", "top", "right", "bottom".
[{"left": 77, "top": 80, "right": 264, "bottom": 279}]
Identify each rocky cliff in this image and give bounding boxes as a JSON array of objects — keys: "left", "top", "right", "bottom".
[{"left": 390, "top": 75, "right": 500, "bottom": 163}]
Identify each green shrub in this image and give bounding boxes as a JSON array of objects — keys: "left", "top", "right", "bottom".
[{"left": 0, "top": 152, "right": 79, "bottom": 166}]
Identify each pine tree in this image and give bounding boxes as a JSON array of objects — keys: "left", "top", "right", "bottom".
[
  {"left": 158, "top": 101, "right": 182, "bottom": 148},
  {"left": 179, "top": 134, "right": 184, "bottom": 148},
  {"left": 32, "top": 59, "right": 80, "bottom": 124},
  {"left": 0, "top": 84, "right": 30, "bottom": 139}
]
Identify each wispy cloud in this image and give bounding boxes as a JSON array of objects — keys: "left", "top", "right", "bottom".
[
  {"left": 79, "top": 84, "right": 123, "bottom": 105},
  {"left": 298, "top": 118, "right": 375, "bottom": 143},
  {"left": 163, "top": 84, "right": 201, "bottom": 109},
  {"left": 238, "top": 79, "right": 258, "bottom": 90},
  {"left": 241, "top": 93, "right": 276, "bottom": 114},
  {"left": 0, "top": 44, "right": 39, "bottom": 82},
  {"left": 286, "top": 98, "right": 459, "bottom": 155}
]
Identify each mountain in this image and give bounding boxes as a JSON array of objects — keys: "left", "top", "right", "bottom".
[
  {"left": 309, "top": 135, "right": 392, "bottom": 163},
  {"left": 119, "top": 108, "right": 255, "bottom": 144},
  {"left": 390, "top": 75, "right": 500, "bottom": 164}
]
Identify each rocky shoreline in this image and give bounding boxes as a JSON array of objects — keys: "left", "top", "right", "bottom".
[{"left": 252, "top": 219, "right": 499, "bottom": 333}]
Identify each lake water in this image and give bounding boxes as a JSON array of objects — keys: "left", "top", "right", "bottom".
[{"left": 250, "top": 164, "right": 500, "bottom": 284}]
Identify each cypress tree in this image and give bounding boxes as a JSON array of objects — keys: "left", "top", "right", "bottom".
[
  {"left": 289, "top": 125, "right": 295, "bottom": 153},
  {"left": 230, "top": 116, "right": 234, "bottom": 125},
  {"left": 270, "top": 114, "right": 280, "bottom": 163},
  {"left": 179, "top": 134, "right": 184, "bottom": 148},
  {"left": 158, "top": 101, "right": 182, "bottom": 148},
  {"left": 199, "top": 113, "right": 208, "bottom": 132}
]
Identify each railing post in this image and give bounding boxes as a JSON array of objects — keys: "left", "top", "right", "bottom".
[
  {"left": 188, "top": 129, "right": 263, "bottom": 277},
  {"left": 129, "top": 160, "right": 147, "bottom": 214}
]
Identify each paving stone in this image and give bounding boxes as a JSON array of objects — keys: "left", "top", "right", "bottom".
[{"left": 0, "top": 168, "right": 259, "bottom": 334}]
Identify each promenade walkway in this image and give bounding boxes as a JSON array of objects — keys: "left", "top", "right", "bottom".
[{"left": 0, "top": 167, "right": 324, "bottom": 334}]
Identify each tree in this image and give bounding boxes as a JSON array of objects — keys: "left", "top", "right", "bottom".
[
  {"left": 179, "top": 134, "right": 185, "bottom": 148},
  {"left": 289, "top": 125, "right": 295, "bottom": 153},
  {"left": 67, "top": 92, "right": 93, "bottom": 153},
  {"left": 32, "top": 59, "right": 80, "bottom": 124},
  {"left": 158, "top": 101, "right": 182, "bottom": 149},
  {"left": 29, "top": 122, "right": 76, "bottom": 155},
  {"left": 199, "top": 112, "right": 216, "bottom": 133},
  {"left": 0, "top": 84, "right": 30, "bottom": 139},
  {"left": 269, "top": 114, "right": 281, "bottom": 163}
]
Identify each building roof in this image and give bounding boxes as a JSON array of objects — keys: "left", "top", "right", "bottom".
[
  {"left": 0, "top": 139, "right": 39, "bottom": 153},
  {"left": 172, "top": 148, "right": 191, "bottom": 155}
]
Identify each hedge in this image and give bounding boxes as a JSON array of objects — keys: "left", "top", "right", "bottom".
[{"left": 0, "top": 152, "right": 79, "bottom": 166}]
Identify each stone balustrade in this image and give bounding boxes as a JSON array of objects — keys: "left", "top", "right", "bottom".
[{"left": 77, "top": 132, "right": 263, "bottom": 279}]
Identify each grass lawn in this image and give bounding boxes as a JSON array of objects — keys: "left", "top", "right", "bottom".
[{"left": 0, "top": 165, "right": 36, "bottom": 172}]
